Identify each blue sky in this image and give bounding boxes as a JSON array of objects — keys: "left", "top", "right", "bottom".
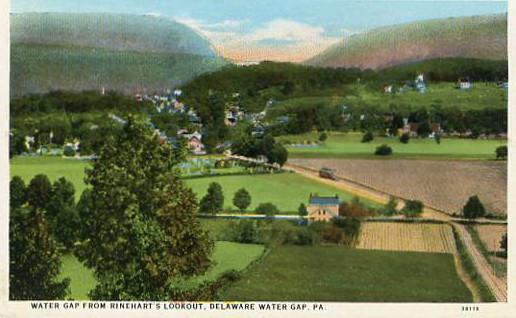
[{"left": 11, "top": 1, "right": 508, "bottom": 61}]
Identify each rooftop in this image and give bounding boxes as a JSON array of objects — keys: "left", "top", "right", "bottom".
[{"left": 309, "top": 195, "right": 340, "bottom": 206}]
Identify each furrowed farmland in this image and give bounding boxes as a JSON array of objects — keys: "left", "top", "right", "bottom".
[
  {"left": 357, "top": 222, "right": 456, "bottom": 254},
  {"left": 289, "top": 158, "right": 507, "bottom": 216},
  {"left": 474, "top": 225, "right": 507, "bottom": 253}
]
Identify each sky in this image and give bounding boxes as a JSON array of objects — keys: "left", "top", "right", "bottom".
[{"left": 11, "top": 0, "right": 508, "bottom": 62}]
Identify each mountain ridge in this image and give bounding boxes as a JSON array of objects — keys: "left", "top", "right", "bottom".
[
  {"left": 10, "top": 12, "right": 227, "bottom": 97},
  {"left": 305, "top": 14, "right": 507, "bottom": 70}
]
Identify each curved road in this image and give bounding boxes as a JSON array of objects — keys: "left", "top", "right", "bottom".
[{"left": 284, "top": 162, "right": 507, "bottom": 302}]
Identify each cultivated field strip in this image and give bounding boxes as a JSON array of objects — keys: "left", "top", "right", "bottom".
[
  {"left": 356, "top": 222, "right": 456, "bottom": 254},
  {"left": 474, "top": 225, "right": 507, "bottom": 253},
  {"left": 289, "top": 159, "right": 507, "bottom": 215}
]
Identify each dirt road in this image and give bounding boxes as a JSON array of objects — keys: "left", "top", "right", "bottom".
[
  {"left": 285, "top": 161, "right": 507, "bottom": 302},
  {"left": 453, "top": 223, "right": 507, "bottom": 302}
]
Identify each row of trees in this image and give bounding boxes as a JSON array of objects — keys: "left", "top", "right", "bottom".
[
  {"left": 270, "top": 104, "right": 507, "bottom": 137},
  {"left": 199, "top": 182, "right": 280, "bottom": 216}
]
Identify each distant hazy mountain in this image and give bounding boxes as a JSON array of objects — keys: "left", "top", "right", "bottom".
[
  {"left": 305, "top": 14, "right": 507, "bottom": 70},
  {"left": 11, "top": 13, "right": 227, "bottom": 97}
]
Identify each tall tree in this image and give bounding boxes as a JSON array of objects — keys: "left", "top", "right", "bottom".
[
  {"left": 199, "top": 182, "right": 224, "bottom": 214},
  {"left": 27, "top": 174, "right": 52, "bottom": 210},
  {"left": 233, "top": 188, "right": 251, "bottom": 212},
  {"left": 10, "top": 176, "right": 27, "bottom": 209},
  {"left": 9, "top": 208, "right": 70, "bottom": 300},
  {"left": 76, "top": 116, "right": 213, "bottom": 300},
  {"left": 298, "top": 203, "right": 308, "bottom": 217},
  {"left": 46, "top": 177, "right": 75, "bottom": 220}
]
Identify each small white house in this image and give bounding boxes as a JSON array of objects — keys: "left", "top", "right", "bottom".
[{"left": 457, "top": 78, "right": 472, "bottom": 90}]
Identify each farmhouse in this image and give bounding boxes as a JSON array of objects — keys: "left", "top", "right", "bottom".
[{"left": 307, "top": 194, "right": 340, "bottom": 223}]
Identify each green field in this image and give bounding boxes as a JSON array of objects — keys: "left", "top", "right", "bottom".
[
  {"left": 11, "top": 156, "right": 377, "bottom": 211},
  {"left": 186, "top": 173, "right": 378, "bottom": 213},
  {"left": 347, "top": 83, "right": 506, "bottom": 110},
  {"left": 58, "top": 254, "right": 96, "bottom": 300},
  {"left": 280, "top": 132, "right": 506, "bottom": 159},
  {"left": 220, "top": 245, "right": 472, "bottom": 302},
  {"left": 59, "top": 241, "right": 265, "bottom": 300},
  {"left": 10, "top": 156, "right": 89, "bottom": 197}
]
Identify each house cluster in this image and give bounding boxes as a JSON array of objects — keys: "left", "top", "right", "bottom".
[
  {"left": 134, "top": 89, "right": 201, "bottom": 123},
  {"left": 398, "top": 118, "right": 442, "bottom": 138},
  {"left": 178, "top": 130, "right": 206, "bottom": 155},
  {"left": 383, "top": 74, "right": 427, "bottom": 94}
]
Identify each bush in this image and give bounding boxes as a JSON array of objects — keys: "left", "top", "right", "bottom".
[
  {"left": 254, "top": 202, "right": 279, "bottom": 217},
  {"left": 298, "top": 203, "right": 308, "bottom": 217},
  {"left": 339, "top": 197, "right": 375, "bottom": 218},
  {"left": 63, "top": 146, "right": 76, "bottom": 157},
  {"left": 500, "top": 233, "right": 507, "bottom": 257},
  {"left": 318, "top": 132, "right": 328, "bottom": 142},
  {"left": 495, "top": 146, "right": 507, "bottom": 160},
  {"left": 361, "top": 131, "right": 374, "bottom": 143},
  {"left": 234, "top": 220, "right": 260, "bottom": 243},
  {"left": 374, "top": 144, "right": 393, "bottom": 156},
  {"left": 399, "top": 133, "right": 410, "bottom": 144},
  {"left": 379, "top": 197, "right": 398, "bottom": 216},
  {"left": 401, "top": 200, "right": 423, "bottom": 218}
]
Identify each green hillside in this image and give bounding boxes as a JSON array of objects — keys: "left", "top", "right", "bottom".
[
  {"left": 306, "top": 14, "right": 507, "bottom": 70},
  {"left": 10, "top": 13, "right": 228, "bottom": 97}
]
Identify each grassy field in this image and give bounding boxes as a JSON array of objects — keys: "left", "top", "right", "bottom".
[
  {"left": 220, "top": 245, "right": 472, "bottom": 302},
  {"left": 58, "top": 254, "right": 96, "bottom": 300},
  {"left": 10, "top": 156, "right": 89, "bottom": 197},
  {"left": 186, "top": 173, "right": 379, "bottom": 213},
  {"left": 280, "top": 132, "right": 505, "bottom": 159},
  {"left": 272, "top": 83, "right": 507, "bottom": 116},
  {"left": 59, "top": 241, "right": 265, "bottom": 300},
  {"left": 10, "top": 157, "right": 377, "bottom": 211}
]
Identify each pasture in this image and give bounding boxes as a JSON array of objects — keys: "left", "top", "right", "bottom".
[
  {"left": 59, "top": 241, "right": 265, "bottom": 300},
  {"left": 10, "top": 156, "right": 89, "bottom": 197},
  {"left": 281, "top": 132, "right": 506, "bottom": 159},
  {"left": 10, "top": 156, "right": 378, "bottom": 212},
  {"left": 357, "top": 222, "right": 456, "bottom": 254},
  {"left": 289, "top": 158, "right": 507, "bottom": 215},
  {"left": 220, "top": 245, "right": 472, "bottom": 302},
  {"left": 271, "top": 83, "right": 507, "bottom": 116},
  {"left": 186, "top": 173, "right": 379, "bottom": 213}
]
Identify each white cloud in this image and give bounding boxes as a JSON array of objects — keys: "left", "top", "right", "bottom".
[
  {"left": 245, "top": 19, "right": 328, "bottom": 44},
  {"left": 173, "top": 17, "right": 341, "bottom": 62}
]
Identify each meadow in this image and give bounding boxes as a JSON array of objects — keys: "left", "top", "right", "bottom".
[
  {"left": 10, "top": 156, "right": 89, "bottom": 197},
  {"left": 59, "top": 241, "right": 265, "bottom": 300},
  {"left": 272, "top": 83, "right": 507, "bottom": 116},
  {"left": 10, "top": 156, "right": 378, "bottom": 212},
  {"left": 186, "top": 173, "right": 379, "bottom": 213},
  {"left": 220, "top": 245, "right": 472, "bottom": 302},
  {"left": 280, "top": 131, "right": 506, "bottom": 159}
]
